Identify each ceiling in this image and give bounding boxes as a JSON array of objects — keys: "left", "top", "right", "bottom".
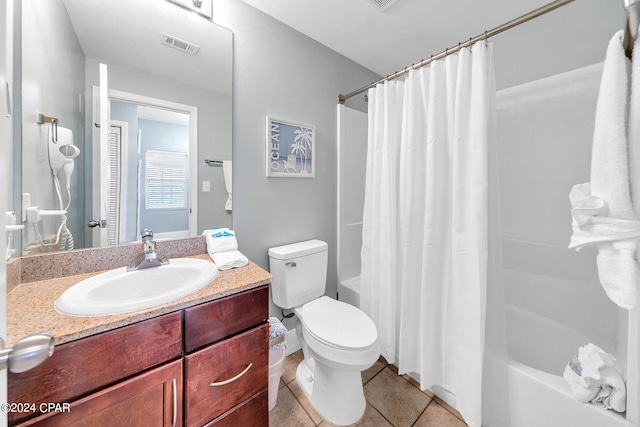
[
  {"left": 238, "top": 0, "right": 565, "bottom": 77},
  {"left": 61, "top": 0, "right": 233, "bottom": 94}
]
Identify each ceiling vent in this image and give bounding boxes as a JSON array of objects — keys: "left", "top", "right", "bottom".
[
  {"left": 366, "top": 0, "right": 400, "bottom": 11},
  {"left": 161, "top": 34, "right": 200, "bottom": 56}
]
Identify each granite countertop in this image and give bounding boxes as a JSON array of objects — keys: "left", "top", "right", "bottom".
[{"left": 7, "top": 254, "right": 272, "bottom": 347}]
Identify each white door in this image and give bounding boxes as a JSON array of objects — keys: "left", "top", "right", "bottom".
[{"left": 90, "top": 64, "right": 111, "bottom": 246}]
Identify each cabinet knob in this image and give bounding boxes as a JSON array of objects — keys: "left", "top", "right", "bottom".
[{"left": 0, "top": 332, "right": 54, "bottom": 373}]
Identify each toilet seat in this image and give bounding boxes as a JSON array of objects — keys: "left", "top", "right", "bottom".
[{"left": 299, "top": 296, "right": 377, "bottom": 351}]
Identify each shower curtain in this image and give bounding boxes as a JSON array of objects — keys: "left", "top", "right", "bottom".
[{"left": 360, "top": 42, "right": 495, "bottom": 427}]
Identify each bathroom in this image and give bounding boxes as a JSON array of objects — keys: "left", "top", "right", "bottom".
[{"left": 0, "top": 0, "right": 638, "bottom": 426}]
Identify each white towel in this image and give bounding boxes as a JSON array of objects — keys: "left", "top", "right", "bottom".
[
  {"left": 563, "top": 343, "right": 626, "bottom": 413},
  {"left": 568, "top": 30, "right": 640, "bottom": 309},
  {"left": 202, "top": 228, "right": 238, "bottom": 254},
  {"left": 223, "top": 160, "right": 232, "bottom": 211},
  {"left": 629, "top": 27, "right": 640, "bottom": 263},
  {"left": 210, "top": 250, "right": 248, "bottom": 270}
]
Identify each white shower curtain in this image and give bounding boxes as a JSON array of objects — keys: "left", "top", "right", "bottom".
[{"left": 360, "top": 42, "right": 495, "bottom": 427}]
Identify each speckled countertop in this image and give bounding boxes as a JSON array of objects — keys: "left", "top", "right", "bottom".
[{"left": 7, "top": 254, "right": 272, "bottom": 347}]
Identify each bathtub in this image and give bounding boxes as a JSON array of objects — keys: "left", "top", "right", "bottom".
[
  {"left": 496, "top": 304, "right": 633, "bottom": 427},
  {"left": 337, "top": 276, "right": 360, "bottom": 307}
]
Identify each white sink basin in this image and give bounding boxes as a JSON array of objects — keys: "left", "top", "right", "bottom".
[{"left": 55, "top": 258, "right": 219, "bottom": 316}]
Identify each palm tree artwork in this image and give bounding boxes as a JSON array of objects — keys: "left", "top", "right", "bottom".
[{"left": 291, "top": 127, "right": 313, "bottom": 174}]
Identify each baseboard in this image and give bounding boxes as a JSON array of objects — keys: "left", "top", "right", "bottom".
[{"left": 285, "top": 328, "right": 302, "bottom": 356}]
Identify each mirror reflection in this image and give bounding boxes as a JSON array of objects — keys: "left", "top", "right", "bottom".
[{"left": 19, "top": 0, "right": 233, "bottom": 254}]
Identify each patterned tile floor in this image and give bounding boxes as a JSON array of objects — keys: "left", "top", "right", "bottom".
[{"left": 269, "top": 350, "right": 469, "bottom": 427}]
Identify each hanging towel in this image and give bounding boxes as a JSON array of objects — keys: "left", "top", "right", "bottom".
[
  {"left": 562, "top": 343, "right": 626, "bottom": 412},
  {"left": 223, "top": 160, "right": 232, "bottom": 211},
  {"left": 568, "top": 30, "right": 640, "bottom": 309},
  {"left": 629, "top": 27, "right": 640, "bottom": 262},
  {"left": 210, "top": 250, "right": 248, "bottom": 270},
  {"left": 202, "top": 228, "right": 238, "bottom": 254}
]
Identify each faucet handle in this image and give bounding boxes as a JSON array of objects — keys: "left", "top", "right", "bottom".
[{"left": 142, "top": 229, "right": 154, "bottom": 240}]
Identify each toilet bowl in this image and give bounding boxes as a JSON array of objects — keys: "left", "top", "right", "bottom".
[{"left": 268, "top": 240, "right": 379, "bottom": 426}]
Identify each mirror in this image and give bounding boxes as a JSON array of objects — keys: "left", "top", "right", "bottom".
[{"left": 18, "top": 0, "right": 232, "bottom": 254}]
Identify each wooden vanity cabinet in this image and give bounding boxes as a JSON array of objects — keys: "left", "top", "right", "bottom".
[
  {"left": 8, "top": 285, "right": 270, "bottom": 427},
  {"left": 8, "top": 312, "right": 183, "bottom": 426}
]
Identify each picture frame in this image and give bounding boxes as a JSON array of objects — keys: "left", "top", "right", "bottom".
[
  {"left": 266, "top": 116, "right": 316, "bottom": 178},
  {"left": 167, "top": 0, "right": 212, "bottom": 19}
]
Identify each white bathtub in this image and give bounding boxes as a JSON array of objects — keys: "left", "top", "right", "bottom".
[
  {"left": 499, "top": 304, "right": 632, "bottom": 427},
  {"left": 337, "top": 276, "right": 361, "bottom": 307},
  {"left": 339, "top": 278, "right": 633, "bottom": 426}
]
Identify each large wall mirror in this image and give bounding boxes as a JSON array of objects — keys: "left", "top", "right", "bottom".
[{"left": 17, "top": 0, "right": 232, "bottom": 254}]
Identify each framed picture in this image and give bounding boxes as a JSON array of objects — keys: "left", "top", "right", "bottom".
[
  {"left": 167, "top": 0, "right": 212, "bottom": 19},
  {"left": 266, "top": 116, "right": 316, "bottom": 178}
]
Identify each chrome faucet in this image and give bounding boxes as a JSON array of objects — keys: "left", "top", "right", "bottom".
[{"left": 127, "top": 229, "right": 170, "bottom": 271}]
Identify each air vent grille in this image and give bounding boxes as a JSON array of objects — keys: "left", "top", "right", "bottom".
[
  {"left": 161, "top": 34, "right": 200, "bottom": 56},
  {"left": 366, "top": 0, "right": 399, "bottom": 11}
]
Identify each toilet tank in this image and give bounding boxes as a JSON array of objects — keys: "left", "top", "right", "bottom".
[{"left": 268, "top": 239, "right": 328, "bottom": 309}]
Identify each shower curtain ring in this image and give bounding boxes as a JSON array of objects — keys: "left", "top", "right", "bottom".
[{"left": 485, "top": 30, "right": 489, "bottom": 46}]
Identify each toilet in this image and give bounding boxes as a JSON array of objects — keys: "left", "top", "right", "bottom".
[{"left": 268, "top": 239, "right": 379, "bottom": 426}]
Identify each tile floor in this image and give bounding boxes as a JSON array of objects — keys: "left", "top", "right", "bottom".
[{"left": 269, "top": 350, "right": 468, "bottom": 427}]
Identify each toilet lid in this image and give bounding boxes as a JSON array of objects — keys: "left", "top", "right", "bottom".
[{"left": 301, "top": 296, "right": 377, "bottom": 350}]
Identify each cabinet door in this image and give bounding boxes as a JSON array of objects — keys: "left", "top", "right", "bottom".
[
  {"left": 185, "top": 324, "right": 268, "bottom": 427},
  {"left": 9, "top": 312, "right": 182, "bottom": 425},
  {"left": 16, "top": 360, "right": 183, "bottom": 427}
]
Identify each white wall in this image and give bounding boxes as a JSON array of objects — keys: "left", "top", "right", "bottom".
[
  {"left": 21, "top": 0, "right": 85, "bottom": 251},
  {"left": 212, "top": 0, "right": 380, "bottom": 314},
  {"left": 337, "top": 105, "right": 368, "bottom": 283},
  {"left": 496, "top": 63, "right": 621, "bottom": 354},
  {"left": 493, "top": 0, "right": 623, "bottom": 90}
]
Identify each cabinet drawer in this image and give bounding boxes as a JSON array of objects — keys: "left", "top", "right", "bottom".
[
  {"left": 205, "top": 389, "right": 268, "bottom": 427},
  {"left": 8, "top": 312, "right": 182, "bottom": 425},
  {"left": 184, "top": 324, "right": 268, "bottom": 427},
  {"left": 184, "top": 285, "right": 268, "bottom": 352}
]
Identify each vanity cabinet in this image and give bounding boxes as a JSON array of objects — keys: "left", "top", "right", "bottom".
[{"left": 8, "top": 285, "right": 269, "bottom": 427}]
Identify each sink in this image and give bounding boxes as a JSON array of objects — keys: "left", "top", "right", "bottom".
[{"left": 55, "top": 258, "right": 219, "bottom": 316}]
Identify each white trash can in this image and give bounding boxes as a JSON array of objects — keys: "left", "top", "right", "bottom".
[{"left": 268, "top": 345, "right": 287, "bottom": 411}]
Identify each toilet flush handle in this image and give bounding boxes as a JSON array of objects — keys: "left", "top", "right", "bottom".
[{"left": 285, "top": 262, "right": 297, "bottom": 267}]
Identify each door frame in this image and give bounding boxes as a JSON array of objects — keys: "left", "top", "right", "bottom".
[{"left": 91, "top": 87, "right": 198, "bottom": 245}]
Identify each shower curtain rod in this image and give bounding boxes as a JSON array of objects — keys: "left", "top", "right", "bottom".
[{"left": 337, "top": 0, "right": 575, "bottom": 104}]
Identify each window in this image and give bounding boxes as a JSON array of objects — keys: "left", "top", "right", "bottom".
[{"left": 145, "top": 149, "right": 188, "bottom": 210}]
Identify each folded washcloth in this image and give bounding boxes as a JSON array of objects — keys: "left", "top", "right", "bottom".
[
  {"left": 210, "top": 250, "right": 248, "bottom": 270},
  {"left": 268, "top": 317, "right": 288, "bottom": 350},
  {"left": 203, "top": 228, "right": 238, "bottom": 254},
  {"left": 563, "top": 343, "right": 626, "bottom": 412}
]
